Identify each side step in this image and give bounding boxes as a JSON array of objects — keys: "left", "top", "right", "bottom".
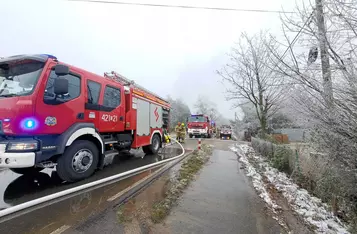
[{"left": 98, "top": 150, "right": 119, "bottom": 169}]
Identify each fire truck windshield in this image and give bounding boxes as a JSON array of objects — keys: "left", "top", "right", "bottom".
[
  {"left": 188, "top": 116, "right": 207, "bottom": 122},
  {"left": 0, "top": 60, "right": 44, "bottom": 97}
]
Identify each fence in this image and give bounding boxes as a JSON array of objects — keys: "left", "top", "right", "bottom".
[{"left": 273, "top": 128, "right": 311, "bottom": 142}]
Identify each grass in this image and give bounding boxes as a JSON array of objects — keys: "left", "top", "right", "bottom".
[
  {"left": 117, "top": 204, "right": 133, "bottom": 223},
  {"left": 150, "top": 144, "right": 213, "bottom": 223}
]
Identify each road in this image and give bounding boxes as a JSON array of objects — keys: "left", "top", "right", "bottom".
[
  {"left": 156, "top": 139, "right": 282, "bottom": 234},
  {"left": 0, "top": 147, "right": 180, "bottom": 210},
  {"left": 59, "top": 138, "right": 282, "bottom": 234},
  {"left": 0, "top": 138, "right": 283, "bottom": 234}
]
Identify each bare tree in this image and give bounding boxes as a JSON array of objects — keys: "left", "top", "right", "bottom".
[
  {"left": 269, "top": 0, "right": 357, "bottom": 162},
  {"left": 167, "top": 96, "right": 191, "bottom": 128},
  {"left": 194, "top": 95, "right": 220, "bottom": 123},
  {"left": 217, "top": 32, "right": 286, "bottom": 136},
  {"left": 268, "top": 0, "right": 357, "bottom": 223}
]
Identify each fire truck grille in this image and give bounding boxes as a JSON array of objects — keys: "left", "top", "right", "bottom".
[{"left": 192, "top": 126, "right": 204, "bottom": 129}]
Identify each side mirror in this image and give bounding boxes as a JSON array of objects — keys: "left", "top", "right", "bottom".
[
  {"left": 55, "top": 64, "right": 70, "bottom": 76},
  {"left": 54, "top": 78, "right": 69, "bottom": 95}
]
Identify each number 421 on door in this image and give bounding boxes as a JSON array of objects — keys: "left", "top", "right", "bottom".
[{"left": 101, "top": 114, "right": 118, "bottom": 122}]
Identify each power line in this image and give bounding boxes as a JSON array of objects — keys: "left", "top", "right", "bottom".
[
  {"left": 265, "top": 10, "right": 315, "bottom": 80},
  {"left": 280, "top": 10, "right": 315, "bottom": 60},
  {"left": 67, "top": 0, "right": 295, "bottom": 14}
]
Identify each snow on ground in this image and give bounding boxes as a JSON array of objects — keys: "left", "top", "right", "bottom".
[{"left": 231, "top": 144, "right": 349, "bottom": 234}]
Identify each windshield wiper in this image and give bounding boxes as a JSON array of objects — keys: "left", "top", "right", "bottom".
[{"left": 0, "top": 94, "right": 17, "bottom": 97}]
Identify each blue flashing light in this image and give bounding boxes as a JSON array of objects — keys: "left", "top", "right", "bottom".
[
  {"left": 25, "top": 120, "right": 34, "bottom": 129},
  {"left": 21, "top": 118, "right": 38, "bottom": 130}
]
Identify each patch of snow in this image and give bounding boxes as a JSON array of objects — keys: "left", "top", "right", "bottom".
[{"left": 232, "top": 144, "right": 349, "bottom": 234}]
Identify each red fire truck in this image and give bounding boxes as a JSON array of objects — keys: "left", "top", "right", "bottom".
[
  {"left": 0, "top": 54, "right": 170, "bottom": 182},
  {"left": 187, "top": 114, "right": 213, "bottom": 138}
]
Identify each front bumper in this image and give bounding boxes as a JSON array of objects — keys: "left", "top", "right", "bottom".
[
  {"left": 220, "top": 133, "right": 232, "bottom": 139},
  {"left": 0, "top": 142, "right": 36, "bottom": 168},
  {"left": 188, "top": 128, "right": 207, "bottom": 135},
  {"left": 220, "top": 133, "right": 232, "bottom": 136}
]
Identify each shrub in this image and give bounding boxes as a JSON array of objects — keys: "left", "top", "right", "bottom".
[
  {"left": 251, "top": 137, "right": 292, "bottom": 174},
  {"left": 251, "top": 137, "right": 274, "bottom": 159},
  {"left": 263, "top": 134, "right": 280, "bottom": 144},
  {"left": 270, "top": 145, "right": 292, "bottom": 174}
]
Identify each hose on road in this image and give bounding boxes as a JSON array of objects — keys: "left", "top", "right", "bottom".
[{"left": 0, "top": 139, "right": 185, "bottom": 219}]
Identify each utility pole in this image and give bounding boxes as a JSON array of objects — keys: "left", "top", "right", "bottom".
[
  {"left": 315, "top": 0, "right": 334, "bottom": 109},
  {"left": 233, "top": 112, "right": 238, "bottom": 135}
]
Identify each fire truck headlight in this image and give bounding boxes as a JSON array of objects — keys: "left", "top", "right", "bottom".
[{"left": 7, "top": 142, "right": 38, "bottom": 152}]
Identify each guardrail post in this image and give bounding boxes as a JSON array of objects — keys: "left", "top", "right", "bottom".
[{"left": 198, "top": 138, "right": 201, "bottom": 150}]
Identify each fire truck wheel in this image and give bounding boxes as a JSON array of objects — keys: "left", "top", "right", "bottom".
[
  {"left": 57, "top": 140, "right": 99, "bottom": 182},
  {"left": 143, "top": 134, "right": 160, "bottom": 155},
  {"left": 10, "top": 167, "right": 43, "bottom": 175},
  {"left": 189, "top": 134, "right": 193, "bottom": 138}
]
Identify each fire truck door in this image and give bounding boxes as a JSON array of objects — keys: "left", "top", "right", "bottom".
[
  {"left": 98, "top": 85, "right": 125, "bottom": 132},
  {"left": 37, "top": 66, "right": 86, "bottom": 134}
]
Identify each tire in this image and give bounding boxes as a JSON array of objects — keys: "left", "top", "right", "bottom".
[
  {"left": 189, "top": 134, "right": 193, "bottom": 138},
  {"left": 10, "top": 167, "right": 43, "bottom": 175},
  {"left": 56, "top": 140, "right": 99, "bottom": 182},
  {"left": 142, "top": 134, "right": 161, "bottom": 155}
]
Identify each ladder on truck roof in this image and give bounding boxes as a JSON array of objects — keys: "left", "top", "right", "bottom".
[{"left": 104, "top": 71, "right": 169, "bottom": 104}]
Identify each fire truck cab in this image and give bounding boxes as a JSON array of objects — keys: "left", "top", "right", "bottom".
[
  {"left": 187, "top": 114, "right": 213, "bottom": 138},
  {"left": 220, "top": 125, "right": 232, "bottom": 139},
  {"left": 0, "top": 54, "right": 170, "bottom": 182}
]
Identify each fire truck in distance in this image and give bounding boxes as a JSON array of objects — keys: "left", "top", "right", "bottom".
[
  {"left": 220, "top": 125, "right": 232, "bottom": 139},
  {"left": 187, "top": 114, "right": 213, "bottom": 138},
  {"left": 0, "top": 54, "right": 170, "bottom": 182}
]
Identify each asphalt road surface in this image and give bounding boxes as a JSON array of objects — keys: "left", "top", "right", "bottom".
[
  {"left": 159, "top": 139, "right": 282, "bottom": 234},
  {"left": 0, "top": 147, "right": 180, "bottom": 210},
  {"left": 59, "top": 138, "right": 282, "bottom": 234},
  {"left": 0, "top": 138, "right": 282, "bottom": 234}
]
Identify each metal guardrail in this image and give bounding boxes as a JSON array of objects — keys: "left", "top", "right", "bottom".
[{"left": 0, "top": 139, "right": 185, "bottom": 218}]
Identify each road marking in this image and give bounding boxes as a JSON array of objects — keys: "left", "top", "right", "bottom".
[{"left": 49, "top": 225, "right": 71, "bottom": 234}]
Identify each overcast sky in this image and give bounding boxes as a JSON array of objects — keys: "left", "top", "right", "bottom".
[{"left": 1, "top": 0, "right": 298, "bottom": 119}]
